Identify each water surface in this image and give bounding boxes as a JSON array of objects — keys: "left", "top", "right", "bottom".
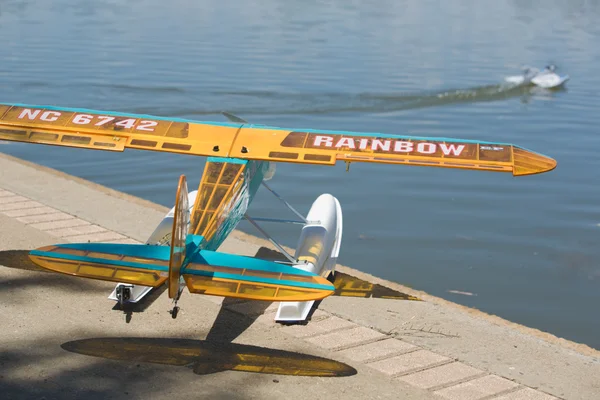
[{"left": 1, "top": 0, "right": 599, "bottom": 349}]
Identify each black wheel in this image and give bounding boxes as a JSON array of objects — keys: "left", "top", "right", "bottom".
[
  {"left": 326, "top": 271, "right": 336, "bottom": 283},
  {"left": 171, "top": 306, "right": 179, "bottom": 319}
]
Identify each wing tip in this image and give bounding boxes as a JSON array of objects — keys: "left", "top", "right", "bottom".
[{"left": 513, "top": 147, "right": 557, "bottom": 176}]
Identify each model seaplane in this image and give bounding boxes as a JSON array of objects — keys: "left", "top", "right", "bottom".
[
  {"left": 0, "top": 103, "right": 557, "bottom": 322},
  {"left": 505, "top": 64, "right": 570, "bottom": 89}
]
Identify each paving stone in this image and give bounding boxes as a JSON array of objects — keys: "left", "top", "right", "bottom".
[
  {"left": 17, "top": 212, "right": 75, "bottom": 224},
  {"left": 0, "top": 195, "right": 28, "bottom": 204},
  {"left": 104, "top": 238, "right": 142, "bottom": 244},
  {"left": 263, "top": 302, "right": 281, "bottom": 314},
  {"left": 65, "top": 231, "right": 126, "bottom": 243},
  {"left": 280, "top": 315, "right": 357, "bottom": 338},
  {"left": 398, "top": 361, "right": 483, "bottom": 390},
  {"left": 367, "top": 349, "right": 450, "bottom": 376},
  {"left": 30, "top": 218, "right": 90, "bottom": 231},
  {"left": 0, "top": 200, "right": 43, "bottom": 211},
  {"left": 336, "top": 338, "right": 417, "bottom": 362},
  {"left": 46, "top": 224, "right": 106, "bottom": 237},
  {"left": 3, "top": 206, "right": 58, "bottom": 217},
  {"left": 305, "top": 326, "right": 386, "bottom": 350},
  {"left": 307, "top": 309, "right": 331, "bottom": 321},
  {"left": 434, "top": 375, "right": 519, "bottom": 400},
  {"left": 198, "top": 295, "right": 226, "bottom": 306},
  {"left": 493, "top": 388, "right": 560, "bottom": 400},
  {"left": 254, "top": 310, "right": 280, "bottom": 325},
  {"left": 225, "top": 300, "right": 279, "bottom": 316}
]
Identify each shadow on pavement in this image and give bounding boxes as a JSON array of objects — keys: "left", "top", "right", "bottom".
[{"left": 61, "top": 337, "right": 357, "bottom": 377}]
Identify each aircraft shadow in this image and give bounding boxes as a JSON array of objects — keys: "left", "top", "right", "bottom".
[
  {"left": 205, "top": 297, "right": 273, "bottom": 342},
  {"left": 0, "top": 249, "right": 48, "bottom": 272},
  {"left": 61, "top": 337, "right": 357, "bottom": 377}
]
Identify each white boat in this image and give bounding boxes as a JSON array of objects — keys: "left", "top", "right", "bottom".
[{"left": 505, "top": 65, "right": 569, "bottom": 89}]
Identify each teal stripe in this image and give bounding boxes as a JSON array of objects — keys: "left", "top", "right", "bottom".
[
  {"left": 50, "top": 242, "right": 172, "bottom": 261},
  {"left": 194, "top": 249, "right": 317, "bottom": 277},
  {"left": 183, "top": 267, "right": 334, "bottom": 291},
  {"left": 38, "top": 241, "right": 316, "bottom": 277},
  {"left": 207, "top": 157, "right": 248, "bottom": 164},
  {"left": 30, "top": 249, "right": 333, "bottom": 290},
  {"left": 30, "top": 249, "right": 170, "bottom": 272}
]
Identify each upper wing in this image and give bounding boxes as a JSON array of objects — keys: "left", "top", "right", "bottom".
[{"left": 0, "top": 103, "right": 556, "bottom": 176}]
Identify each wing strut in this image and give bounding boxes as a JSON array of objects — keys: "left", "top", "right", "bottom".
[
  {"left": 261, "top": 182, "right": 308, "bottom": 223},
  {"left": 245, "top": 217, "right": 305, "bottom": 225},
  {"left": 244, "top": 213, "right": 298, "bottom": 264}
]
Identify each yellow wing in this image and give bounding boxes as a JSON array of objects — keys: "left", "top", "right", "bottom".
[{"left": 0, "top": 103, "right": 556, "bottom": 176}]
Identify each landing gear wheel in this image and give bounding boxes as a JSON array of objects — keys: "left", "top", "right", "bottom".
[
  {"left": 171, "top": 306, "right": 179, "bottom": 319},
  {"left": 326, "top": 271, "right": 336, "bottom": 283},
  {"left": 116, "top": 285, "right": 132, "bottom": 309}
]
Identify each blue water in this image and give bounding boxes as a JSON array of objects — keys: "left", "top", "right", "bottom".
[{"left": 1, "top": 0, "right": 599, "bottom": 349}]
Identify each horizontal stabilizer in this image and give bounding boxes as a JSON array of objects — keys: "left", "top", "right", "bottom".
[
  {"left": 183, "top": 273, "right": 333, "bottom": 302},
  {"left": 182, "top": 251, "right": 335, "bottom": 302},
  {"left": 0, "top": 103, "right": 556, "bottom": 176},
  {"left": 29, "top": 243, "right": 169, "bottom": 287},
  {"left": 27, "top": 242, "right": 335, "bottom": 302}
]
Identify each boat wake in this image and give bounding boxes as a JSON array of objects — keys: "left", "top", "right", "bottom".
[
  {"left": 17, "top": 76, "right": 565, "bottom": 120},
  {"left": 131, "top": 81, "right": 549, "bottom": 119}
]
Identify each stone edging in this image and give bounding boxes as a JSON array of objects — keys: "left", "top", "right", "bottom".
[{"left": 0, "top": 185, "right": 561, "bottom": 400}]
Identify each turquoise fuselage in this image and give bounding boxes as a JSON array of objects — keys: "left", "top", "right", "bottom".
[{"left": 200, "top": 158, "right": 271, "bottom": 252}]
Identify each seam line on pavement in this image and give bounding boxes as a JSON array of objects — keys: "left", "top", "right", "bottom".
[{"left": 0, "top": 184, "right": 564, "bottom": 400}]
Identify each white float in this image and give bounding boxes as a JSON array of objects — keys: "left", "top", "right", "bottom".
[{"left": 275, "top": 193, "right": 343, "bottom": 322}]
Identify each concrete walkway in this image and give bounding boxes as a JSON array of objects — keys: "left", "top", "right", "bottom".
[{"left": 1, "top": 153, "right": 598, "bottom": 400}]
